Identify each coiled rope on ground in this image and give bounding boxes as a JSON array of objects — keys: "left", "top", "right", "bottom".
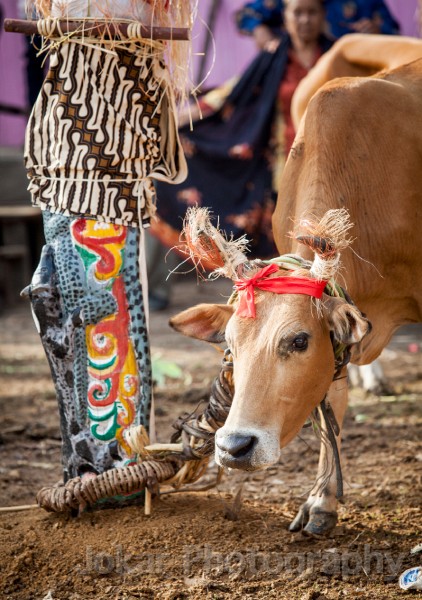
[{"left": 36, "top": 352, "right": 234, "bottom": 514}]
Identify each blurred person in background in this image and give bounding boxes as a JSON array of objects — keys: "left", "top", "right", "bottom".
[{"left": 153, "top": 0, "right": 332, "bottom": 263}]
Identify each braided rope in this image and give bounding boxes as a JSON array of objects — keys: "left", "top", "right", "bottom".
[
  {"left": 36, "top": 353, "right": 234, "bottom": 513},
  {"left": 170, "top": 351, "right": 234, "bottom": 461},
  {"left": 36, "top": 459, "right": 180, "bottom": 513}
]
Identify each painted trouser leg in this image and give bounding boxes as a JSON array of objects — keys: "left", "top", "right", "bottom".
[
  {"left": 23, "top": 211, "right": 152, "bottom": 494},
  {"left": 21, "top": 35, "right": 187, "bottom": 508},
  {"left": 289, "top": 373, "right": 348, "bottom": 535}
]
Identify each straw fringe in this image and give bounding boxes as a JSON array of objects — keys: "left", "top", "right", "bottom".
[
  {"left": 293, "top": 209, "right": 353, "bottom": 253},
  {"left": 292, "top": 208, "right": 354, "bottom": 282},
  {"left": 183, "top": 207, "right": 249, "bottom": 280}
]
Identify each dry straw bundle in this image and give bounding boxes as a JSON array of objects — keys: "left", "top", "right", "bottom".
[{"left": 24, "top": 0, "right": 198, "bottom": 100}]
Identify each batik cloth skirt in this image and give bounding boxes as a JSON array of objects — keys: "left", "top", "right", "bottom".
[{"left": 25, "top": 39, "right": 187, "bottom": 226}]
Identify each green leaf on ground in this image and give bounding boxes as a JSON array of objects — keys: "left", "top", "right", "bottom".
[{"left": 152, "top": 355, "right": 183, "bottom": 387}]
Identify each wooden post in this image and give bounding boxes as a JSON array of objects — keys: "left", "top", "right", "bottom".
[{"left": 3, "top": 18, "right": 190, "bottom": 41}]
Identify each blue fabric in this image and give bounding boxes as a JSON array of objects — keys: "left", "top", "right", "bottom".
[
  {"left": 236, "top": 0, "right": 399, "bottom": 38},
  {"left": 325, "top": 0, "right": 399, "bottom": 37},
  {"left": 236, "top": 0, "right": 284, "bottom": 35}
]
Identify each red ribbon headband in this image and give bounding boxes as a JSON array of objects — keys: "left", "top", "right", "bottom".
[{"left": 234, "top": 264, "right": 327, "bottom": 318}]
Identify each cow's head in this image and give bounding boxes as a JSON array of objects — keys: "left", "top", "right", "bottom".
[{"left": 170, "top": 208, "right": 370, "bottom": 471}]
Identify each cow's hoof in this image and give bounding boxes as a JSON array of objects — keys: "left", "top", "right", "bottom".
[
  {"left": 289, "top": 503, "right": 338, "bottom": 536},
  {"left": 289, "top": 501, "right": 309, "bottom": 532},
  {"left": 303, "top": 508, "right": 338, "bottom": 536}
]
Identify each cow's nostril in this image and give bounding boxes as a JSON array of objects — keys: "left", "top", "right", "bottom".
[{"left": 216, "top": 434, "right": 256, "bottom": 458}]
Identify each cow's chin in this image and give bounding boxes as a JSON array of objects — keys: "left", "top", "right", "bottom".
[{"left": 214, "top": 427, "right": 280, "bottom": 471}]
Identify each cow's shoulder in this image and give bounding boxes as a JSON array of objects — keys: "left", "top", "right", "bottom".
[{"left": 379, "top": 57, "right": 422, "bottom": 97}]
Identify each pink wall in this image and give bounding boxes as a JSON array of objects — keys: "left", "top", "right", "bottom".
[
  {"left": 386, "top": 0, "right": 420, "bottom": 37},
  {"left": 0, "top": 0, "right": 27, "bottom": 147},
  {"left": 191, "top": 0, "right": 257, "bottom": 89}
]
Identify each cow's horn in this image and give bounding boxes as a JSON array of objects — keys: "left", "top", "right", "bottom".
[
  {"left": 182, "top": 207, "right": 249, "bottom": 280},
  {"left": 296, "top": 234, "right": 336, "bottom": 258},
  {"left": 293, "top": 209, "right": 354, "bottom": 281}
]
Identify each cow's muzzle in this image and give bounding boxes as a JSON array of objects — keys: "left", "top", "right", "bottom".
[
  {"left": 215, "top": 428, "right": 280, "bottom": 471},
  {"left": 215, "top": 433, "right": 257, "bottom": 470}
]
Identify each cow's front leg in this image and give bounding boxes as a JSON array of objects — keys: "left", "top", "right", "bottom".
[{"left": 289, "top": 374, "right": 348, "bottom": 536}]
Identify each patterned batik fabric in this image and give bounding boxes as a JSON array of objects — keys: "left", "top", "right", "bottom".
[{"left": 25, "top": 41, "right": 187, "bottom": 226}]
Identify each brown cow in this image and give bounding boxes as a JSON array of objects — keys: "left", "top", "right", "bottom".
[
  {"left": 170, "top": 35, "right": 422, "bottom": 535},
  {"left": 292, "top": 34, "right": 422, "bottom": 397}
]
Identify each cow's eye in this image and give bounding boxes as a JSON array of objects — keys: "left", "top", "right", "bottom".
[
  {"left": 278, "top": 332, "right": 310, "bottom": 358},
  {"left": 291, "top": 334, "right": 309, "bottom": 351}
]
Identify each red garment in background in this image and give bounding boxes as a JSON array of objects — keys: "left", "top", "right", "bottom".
[{"left": 279, "top": 49, "right": 322, "bottom": 152}]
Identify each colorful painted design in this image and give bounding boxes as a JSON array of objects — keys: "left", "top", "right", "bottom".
[
  {"left": 72, "top": 219, "right": 139, "bottom": 460},
  {"left": 27, "top": 210, "right": 151, "bottom": 489}
]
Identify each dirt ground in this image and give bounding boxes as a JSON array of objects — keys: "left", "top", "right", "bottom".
[{"left": 0, "top": 276, "right": 421, "bottom": 600}]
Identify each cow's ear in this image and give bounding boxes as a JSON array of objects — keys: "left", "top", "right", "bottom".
[
  {"left": 169, "top": 303, "right": 234, "bottom": 343},
  {"left": 324, "top": 296, "right": 371, "bottom": 345}
]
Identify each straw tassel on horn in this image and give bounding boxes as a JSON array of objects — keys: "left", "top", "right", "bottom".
[
  {"left": 292, "top": 208, "right": 354, "bottom": 281},
  {"left": 183, "top": 207, "right": 249, "bottom": 280}
]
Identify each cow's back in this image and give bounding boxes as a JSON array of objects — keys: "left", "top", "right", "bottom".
[
  {"left": 292, "top": 34, "right": 422, "bottom": 129},
  {"left": 273, "top": 59, "right": 422, "bottom": 363}
]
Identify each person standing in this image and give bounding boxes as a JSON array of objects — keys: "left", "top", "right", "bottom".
[{"left": 21, "top": 0, "right": 190, "bottom": 499}]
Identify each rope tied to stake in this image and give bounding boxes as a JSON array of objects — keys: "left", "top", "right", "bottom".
[{"left": 36, "top": 352, "right": 234, "bottom": 514}]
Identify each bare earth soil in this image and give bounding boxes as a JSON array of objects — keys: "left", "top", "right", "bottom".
[{"left": 0, "top": 277, "right": 421, "bottom": 600}]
